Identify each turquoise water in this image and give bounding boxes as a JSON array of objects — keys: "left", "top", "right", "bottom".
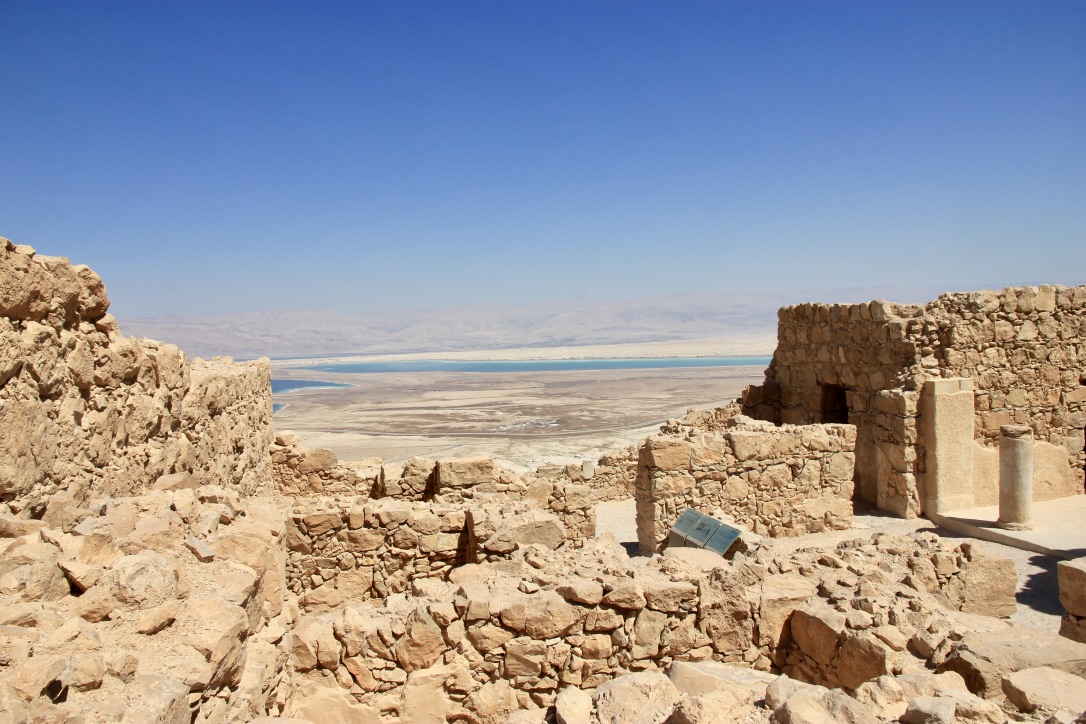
[
  {"left": 303, "top": 356, "right": 771, "bottom": 374},
  {"left": 271, "top": 379, "right": 352, "bottom": 414},
  {"left": 271, "top": 379, "right": 352, "bottom": 393}
]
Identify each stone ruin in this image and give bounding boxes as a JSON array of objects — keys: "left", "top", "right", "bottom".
[{"left": 3, "top": 236, "right": 1086, "bottom": 723}]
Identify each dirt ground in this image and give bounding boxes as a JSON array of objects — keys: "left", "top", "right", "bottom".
[{"left": 595, "top": 499, "right": 1064, "bottom": 632}]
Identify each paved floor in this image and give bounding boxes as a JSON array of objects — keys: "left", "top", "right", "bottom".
[{"left": 930, "top": 495, "right": 1086, "bottom": 560}]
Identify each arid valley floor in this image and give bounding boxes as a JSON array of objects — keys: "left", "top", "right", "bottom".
[{"left": 270, "top": 340, "right": 772, "bottom": 470}]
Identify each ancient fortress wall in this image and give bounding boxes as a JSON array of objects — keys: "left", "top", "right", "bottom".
[
  {"left": 742, "top": 284, "right": 1086, "bottom": 517},
  {"left": 635, "top": 417, "right": 856, "bottom": 553},
  {"left": 0, "top": 240, "right": 274, "bottom": 513}
]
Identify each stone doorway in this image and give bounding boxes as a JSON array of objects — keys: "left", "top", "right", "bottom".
[{"left": 819, "top": 384, "right": 850, "bottom": 424}]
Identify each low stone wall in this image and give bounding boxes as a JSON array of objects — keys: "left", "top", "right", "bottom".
[
  {"left": 636, "top": 417, "right": 856, "bottom": 553},
  {"left": 529, "top": 446, "right": 639, "bottom": 502},
  {"left": 0, "top": 240, "right": 273, "bottom": 513},
  {"left": 283, "top": 531, "right": 1019, "bottom": 721},
  {"left": 270, "top": 433, "right": 382, "bottom": 497},
  {"left": 286, "top": 495, "right": 589, "bottom": 614}
]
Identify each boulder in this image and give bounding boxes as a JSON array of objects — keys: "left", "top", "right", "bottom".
[
  {"left": 759, "top": 574, "right": 817, "bottom": 651},
  {"left": 555, "top": 685, "right": 593, "bottom": 724},
  {"left": 1059, "top": 558, "right": 1086, "bottom": 618},
  {"left": 111, "top": 553, "right": 177, "bottom": 609},
  {"left": 940, "top": 626, "right": 1086, "bottom": 698},
  {"left": 900, "top": 696, "right": 956, "bottom": 724},
  {"left": 122, "top": 675, "right": 190, "bottom": 724},
  {"left": 593, "top": 671, "right": 681, "bottom": 724},
  {"left": 1001, "top": 666, "right": 1086, "bottom": 713}
]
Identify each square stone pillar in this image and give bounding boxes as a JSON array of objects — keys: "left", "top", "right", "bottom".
[{"left": 921, "top": 378, "right": 975, "bottom": 514}]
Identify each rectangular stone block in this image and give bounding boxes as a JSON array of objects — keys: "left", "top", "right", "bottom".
[{"left": 1059, "top": 558, "right": 1086, "bottom": 618}]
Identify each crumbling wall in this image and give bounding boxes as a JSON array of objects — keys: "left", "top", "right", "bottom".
[
  {"left": 286, "top": 494, "right": 589, "bottom": 613},
  {"left": 742, "top": 284, "right": 1086, "bottom": 518},
  {"left": 918, "top": 286, "right": 1086, "bottom": 476},
  {"left": 283, "top": 531, "right": 1019, "bottom": 720},
  {"left": 0, "top": 240, "right": 273, "bottom": 513},
  {"left": 270, "top": 432, "right": 383, "bottom": 496},
  {"left": 635, "top": 417, "right": 855, "bottom": 553}
]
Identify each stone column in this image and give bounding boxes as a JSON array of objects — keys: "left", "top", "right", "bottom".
[{"left": 997, "top": 425, "right": 1034, "bottom": 531}]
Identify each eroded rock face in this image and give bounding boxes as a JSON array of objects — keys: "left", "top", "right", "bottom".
[{"left": 0, "top": 239, "right": 274, "bottom": 513}]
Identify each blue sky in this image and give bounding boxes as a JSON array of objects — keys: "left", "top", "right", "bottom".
[{"left": 2, "top": 2, "right": 1084, "bottom": 318}]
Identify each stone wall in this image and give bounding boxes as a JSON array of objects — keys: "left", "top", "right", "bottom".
[
  {"left": 271, "top": 432, "right": 383, "bottom": 497},
  {"left": 529, "top": 446, "right": 639, "bottom": 503},
  {"left": 742, "top": 284, "right": 1086, "bottom": 518},
  {"left": 283, "top": 531, "right": 1018, "bottom": 721},
  {"left": 635, "top": 417, "right": 855, "bottom": 554},
  {"left": 285, "top": 494, "right": 587, "bottom": 614},
  {"left": 0, "top": 240, "right": 274, "bottom": 513}
]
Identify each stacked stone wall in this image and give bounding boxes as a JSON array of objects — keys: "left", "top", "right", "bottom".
[
  {"left": 918, "top": 286, "right": 1086, "bottom": 473},
  {"left": 270, "top": 433, "right": 383, "bottom": 497},
  {"left": 0, "top": 240, "right": 273, "bottom": 513},
  {"left": 742, "top": 284, "right": 1086, "bottom": 518},
  {"left": 635, "top": 418, "right": 855, "bottom": 553},
  {"left": 284, "top": 531, "right": 1017, "bottom": 719},
  {"left": 286, "top": 491, "right": 593, "bottom": 614}
]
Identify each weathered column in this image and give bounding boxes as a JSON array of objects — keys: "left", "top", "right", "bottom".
[{"left": 997, "top": 425, "right": 1034, "bottom": 531}]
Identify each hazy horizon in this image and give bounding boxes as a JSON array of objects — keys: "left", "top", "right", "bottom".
[{"left": 2, "top": 2, "right": 1084, "bottom": 323}]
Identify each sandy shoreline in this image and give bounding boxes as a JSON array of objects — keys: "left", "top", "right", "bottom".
[{"left": 269, "top": 335, "right": 776, "bottom": 368}]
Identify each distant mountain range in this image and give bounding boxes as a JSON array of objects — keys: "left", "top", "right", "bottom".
[{"left": 119, "top": 285, "right": 959, "bottom": 360}]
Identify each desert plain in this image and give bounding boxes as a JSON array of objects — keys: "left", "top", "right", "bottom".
[{"left": 269, "top": 337, "right": 774, "bottom": 470}]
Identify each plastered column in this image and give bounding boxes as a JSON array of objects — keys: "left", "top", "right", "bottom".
[
  {"left": 998, "top": 425, "right": 1034, "bottom": 531},
  {"left": 920, "top": 378, "right": 975, "bottom": 514}
]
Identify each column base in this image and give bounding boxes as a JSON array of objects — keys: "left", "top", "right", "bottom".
[{"left": 996, "top": 519, "right": 1033, "bottom": 531}]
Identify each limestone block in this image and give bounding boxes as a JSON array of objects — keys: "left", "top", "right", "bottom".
[
  {"left": 951, "top": 544, "right": 1017, "bottom": 618},
  {"left": 436, "top": 457, "right": 495, "bottom": 489},
  {"left": 939, "top": 626, "right": 1086, "bottom": 698},
  {"left": 393, "top": 609, "right": 445, "bottom": 672},
  {"left": 111, "top": 553, "right": 177, "bottom": 610},
  {"left": 646, "top": 439, "right": 692, "bottom": 471},
  {"left": 520, "top": 591, "right": 584, "bottom": 639},
  {"left": 556, "top": 578, "right": 604, "bottom": 606},
  {"left": 790, "top": 602, "right": 846, "bottom": 666},
  {"left": 1001, "top": 665, "right": 1086, "bottom": 713},
  {"left": 667, "top": 660, "right": 777, "bottom": 698},
  {"left": 1058, "top": 558, "right": 1086, "bottom": 618},
  {"left": 833, "top": 632, "right": 893, "bottom": 690},
  {"left": 758, "top": 574, "right": 817, "bottom": 649},
  {"left": 554, "top": 685, "right": 593, "bottom": 724},
  {"left": 479, "top": 509, "right": 564, "bottom": 554},
  {"left": 286, "top": 681, "right": 381, "bottom": 723},
  {"left": 593, "top": 671, "right": 681, "bottom": 724}
]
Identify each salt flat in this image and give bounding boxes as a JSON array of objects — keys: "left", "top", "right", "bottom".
[{"left": 271, "top": 339, "right": 771, "bottom": 470}]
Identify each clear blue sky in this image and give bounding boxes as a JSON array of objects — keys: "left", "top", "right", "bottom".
[{"left": 2, "top": 1, "right": 1084, "bottom": 318}]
